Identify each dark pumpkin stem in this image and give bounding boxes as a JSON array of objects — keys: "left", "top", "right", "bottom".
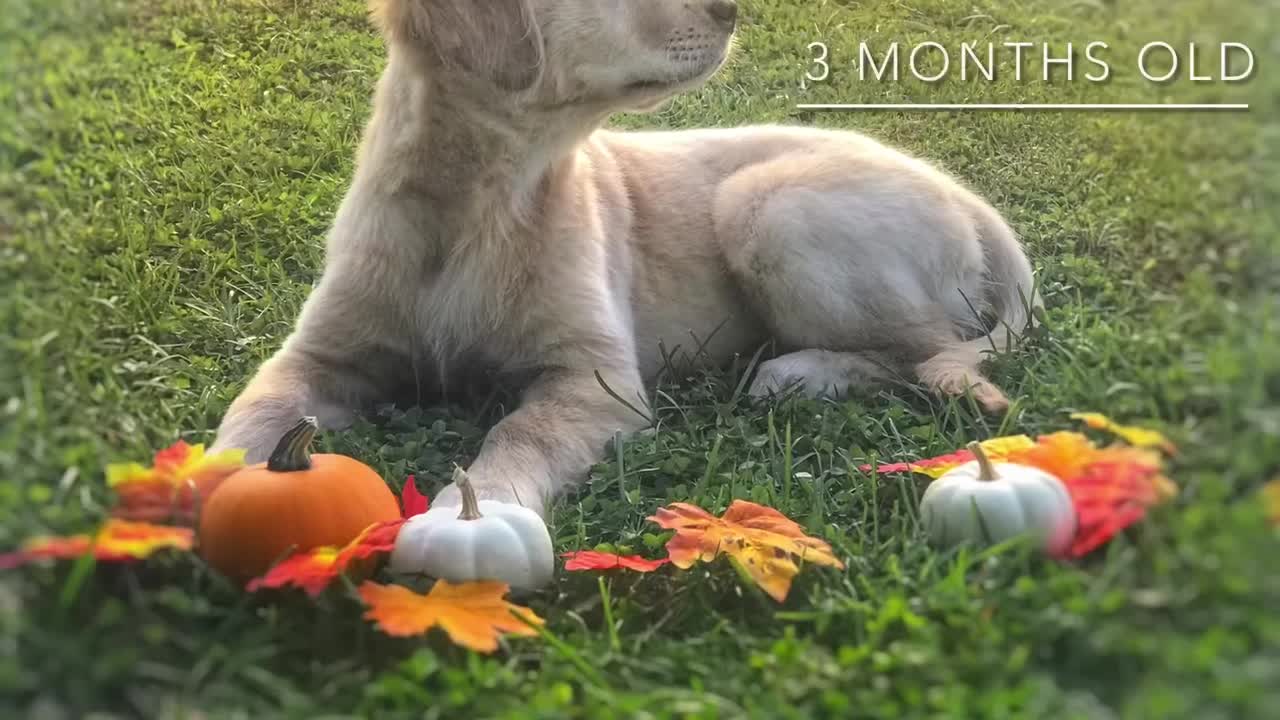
[
  {"left": 966, "top": 441, "right": 999, "bottom": 482},
  {"left": 267, "top": 417, "right": 318, "bottom": 472},
  {"left": 452, "top": 465, "right": 484, "bottom": 521}
]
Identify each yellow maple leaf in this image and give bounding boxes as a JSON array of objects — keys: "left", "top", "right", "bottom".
[
  {"left": 1070, "top": 413, "right": 1177, "bottom": 454},
  {"left": 648, "top": 500, "right": 844, "bottom": 602},
  {"left": 95, "top": 519, "right": 195, "bottom": 558},
  {"left": 1, "top": 519, "right": 193, "bottom": 569},
  {"left": 358, "top": 580, "right": 544, "bottom": 653},
  {"left": 864, "top": 434, "right": 1036, "bottom": 478}
]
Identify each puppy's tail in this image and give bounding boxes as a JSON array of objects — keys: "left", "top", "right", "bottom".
[
  {"left": 916, "top": 201, "right": 1039, "bottom": 411},
  {"left": 970, "top": 199, "right": 1039, "bottom": 353}
]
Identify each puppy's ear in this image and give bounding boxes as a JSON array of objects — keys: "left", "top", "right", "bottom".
[{"left": 370, "top": 0, "right": 543, "bottom": 91}]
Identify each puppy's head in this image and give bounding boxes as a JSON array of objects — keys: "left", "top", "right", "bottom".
[{"left": 370, "top": 0, "right": 737, "bottom": 111}]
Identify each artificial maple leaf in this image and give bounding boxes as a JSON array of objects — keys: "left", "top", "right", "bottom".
[
  {"left": 247, "top": 547, "right": 344, "bottom": 596},
  {"left": 246, "top": 519, "right": 405, "bottom": 596},
  {"left": 1002, "top": 432, "right": 1174, "bottom": 557},
  {"left": 561, "top": 550, "right": 671, "bottom": 572},
  {"left": 358, "top": 580, "right": 544, "bottom": 653},
  {"left": 1061, "top": 457, "right": 1172, "bottom": 557},
  {"left": 1070, "top": 412, "right": 1177, "bottom": 454},
  {"left": 106, "top": 440, "right": 246, "bottom": 523},
  {"left": 401, "top": 475, "right": 430, "bottom": 518},
  {"left": 862, "top": 435, "right": 1035, "bottom": 478},
  {"left": 0, "top": 519, "right": 194, "bottom": 569},
  {"left": 1001, "top": 431, "right": 1099, "bottom": 481},
  {"left": 647, "top": 500, "right": 843, "bottom": 602}
]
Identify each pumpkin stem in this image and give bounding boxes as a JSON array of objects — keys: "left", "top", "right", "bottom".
[
  {"left": 453, "top": 465, "right": 484, "bottom": 521},
  {"left": 967, "top": 441, "right": 999, "bottom": 482},
  {"left": 267, "top": 417, "right": 318, "bottom": 472}
]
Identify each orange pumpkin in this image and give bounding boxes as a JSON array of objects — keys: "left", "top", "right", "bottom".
[{"left": 198, "top": 417, "right": 401, "bottom": 580}]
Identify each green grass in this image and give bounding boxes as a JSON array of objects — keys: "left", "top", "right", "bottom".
[{"left": 2, "top": 0, "right": 1279, "bottom": 717}]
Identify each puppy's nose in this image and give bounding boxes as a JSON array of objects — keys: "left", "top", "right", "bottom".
[{"left": 707, "top": 0, "right": 738, "bottom": 28}]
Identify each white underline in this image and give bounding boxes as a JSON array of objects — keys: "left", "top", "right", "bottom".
[{"left": 796, "top": 103, "right": 1249, "bottom": 111}]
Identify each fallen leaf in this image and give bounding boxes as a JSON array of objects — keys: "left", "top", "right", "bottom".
[
  {"left": 107, "top": 441, "right": 246, "bottom": 523},
  {"left": 1001, "top": 431, "right": 1098, "bottom": 481},
  {"left": 862, "top": 435, "right": 1035, "bottom": 478},
  {"left": 647, "top": 500, "right": 843, "bottom": 602},
  {"left": 400, "top": 475, "right": 430, "bottom": 518},
  {"left": 561, "top": 550, "right": 670, "bottom": 572},
  {"left": 247, "top": 519, "right": 405, "bottom": 596},
  {"left": 247, "top": 547, "right": 344, "bottom": 596},
  {"left": 1070, "top": 412, "right": 1177, "bottom": 454},
  {"left": 0, "top": 536, "right": 92, "bottom": 569},
  {"left": 0, "top": 519, "right": 194, "bottom": 569},
  {"left": 999, "top": 433, "right": 1176, "bottom": 557},
  {"left": 1061, "top": 458, "right": 1172, "bottom": 557},
  {"left": 358, "top": 580, "right": 544, "bottom": 653}
]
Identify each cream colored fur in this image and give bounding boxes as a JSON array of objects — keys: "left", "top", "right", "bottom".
[{"left": 211, "top": 0, "right": 1038, "bottom": 517}]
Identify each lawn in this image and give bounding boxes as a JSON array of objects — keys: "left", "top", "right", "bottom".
[{"left": 2, "top": 0, "right": 1278, "bottom": 717}]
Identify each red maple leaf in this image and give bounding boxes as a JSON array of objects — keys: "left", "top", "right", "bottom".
[
  {"left": 561, "top": 550, "right": 671, "bottom": 573},
  {"left": 400, "top": 475, "right": 430, "bottom": 518},
  {"left": 246, "top": 519, "right": 405, "bottom": 596},
  {"left": 1058, "top": 457, "right": 1171, "bottom": 557}
]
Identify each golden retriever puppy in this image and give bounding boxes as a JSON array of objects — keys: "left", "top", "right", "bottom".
[{"left": 211, "top": 0, "right": 1037, "bottom": 519}]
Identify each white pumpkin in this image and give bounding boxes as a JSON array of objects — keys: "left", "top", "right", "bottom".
[
  {"left": 388, "top": 467, "right": 554, "bottom": 591},
  {"left": 920, "top": 442, "right": 1076, "bottom": 555}
]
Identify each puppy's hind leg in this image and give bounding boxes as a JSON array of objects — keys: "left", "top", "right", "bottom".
[{"left": 715, "top": 156, "right": 1011, "bottom": 412}]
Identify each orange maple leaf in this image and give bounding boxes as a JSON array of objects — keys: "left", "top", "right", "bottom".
[
  {"left": 358, "top": 580, "right": 544, "bottom": 653},
  {"left": 647, "top": 500, "right": 844, "bottom": 602},
  {"left": 106, "top": 440, "right": 246, "bottom": 523},
  {"left": 561, "top": 550, "right": 671, "bottom": 573},
  {"left": 1001, "top": 431, "right": 1099, "bottom": 481},
  {"left": 246, "top": 519, "right": 405, "bottom": 596},
  {"left": 0, "top": 519, "right": 194, "bottom": 569}
]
